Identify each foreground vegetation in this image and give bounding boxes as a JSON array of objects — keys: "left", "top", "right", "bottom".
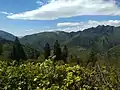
[{"left": 0, "top": 59, "right": 120, "bottom": 90}]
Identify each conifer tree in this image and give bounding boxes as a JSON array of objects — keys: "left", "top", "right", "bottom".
[
  {"left": 10, "top": 37, "right": 27, "bottom": 61},
  {"left": 62, "top": 45, "right": 68, "bottom": 63},
  {"left": 0, "top": 42, "right": 3, "bottom": 55},
  {"left": 44, "top": 43, "right": 51, "bottom": 59},
  {"left": 53, "top": 40, "right": 61, "bottom": 60}
]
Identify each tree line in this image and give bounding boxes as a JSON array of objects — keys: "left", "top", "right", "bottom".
[
  {"left": 0, "top": 36, "right": 98, "bottom": 66},
  {"left": 2, "top": 37, "right": 68, "bottom": 62},
  {"left": 44, "top": 40, "right": 68, "bottom": 63}
]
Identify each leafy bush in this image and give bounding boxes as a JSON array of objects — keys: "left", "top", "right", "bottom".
[{"left": 0, "top": 60, "right": 120, "bottom": 90}]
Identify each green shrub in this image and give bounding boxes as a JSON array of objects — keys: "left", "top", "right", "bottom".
[{"left": 0, "top": 60, "right": 119, "bottom": 90}]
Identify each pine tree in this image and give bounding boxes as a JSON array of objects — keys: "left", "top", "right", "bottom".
[
  {"left": 62, "top": 45, "right": 68, "bottom": 63},
  {"left": 10, "top": 37, "right": 27, "bottom": 61},
  {"left": 53, "top": 40, "right": 61, "bottom": 60},
  {"left": 44, "top": 43, "right": 51, "bottom": 59},
  {"left": 0, "top": 42, "right": 3, "bottom": 55},
  {"left": 10, "top": 45, "right": 16, "bottom": 60}
]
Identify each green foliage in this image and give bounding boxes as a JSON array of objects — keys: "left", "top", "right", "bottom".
[
  {"left": 53, "top": 40, "right": 62, "bottom": 60},
  {"left": 0, "top": 60, "right": 119, "bottom": 90},
  {"left": 0, "top": 42, "right": 3, "bottom": 55},
  {"left": 23, "top": 45, "right": 40, "bottom": 59},
  {"left": 96, "top": 36, "right": 109, "bottom": 53},
  {"left": 62, "top": 45, "right": 68, "bottom": 63},
  {"left": 10, "top": 37, "right": 27, "bottom": 61},
  {"left": 86, "top": 40, "right": 98, "bottom": 67},
  {"left": 44, "top": 43, "right": 51, "bottom": 59},
  {"left": 1, "top": 40, "right": 40, "bottom": 60},
  {"left": 107, "top": 45, "right": 120, "bottom": 67}
]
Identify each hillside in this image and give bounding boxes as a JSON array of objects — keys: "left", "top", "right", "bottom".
[
  {"left": 0, "top": 30, "right": 16, "bottom": 41},
  {"left": 0, "top": 37, "right": 40, "bottom": 60},
  {"left": 20, "top": 25, "right": 120, "bottom": 53},
  {"left": 66, "top": 25, "right": 114, "bottom": 47},
  {"left": 20, "top": 31, "right": 73, "bottom": 51},
  {"left": 1, "top": 25, "right": 120, "bottom": 58},
  {"left": 107, "top": 45, "right": 120, "bottom": 64}
]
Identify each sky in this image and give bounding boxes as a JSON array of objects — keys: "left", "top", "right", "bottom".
[{"left": 0, "top": 0, "right": 120, "bottom": 36}]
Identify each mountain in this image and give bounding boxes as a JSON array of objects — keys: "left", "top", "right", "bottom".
[
  {"left": 106, "top": 44, "right": 120, "bottom": 67},
  {"left": 20, "top": 25, "right": 120, "bottom": 53},
  {"left": 1, "top": 25, "right": 120, "bottom": 59},
  {"left": 66, "top": 25, "right": 114, "bottom": 47},
  {"left": 20, "top": 31, "right": 73, "bottom": 51},
  {"left": 66, "top": 25, "right": 120, "bottom": 49},
  {"left": 0, "top": 30, "right": 16, "bottom": 41}
]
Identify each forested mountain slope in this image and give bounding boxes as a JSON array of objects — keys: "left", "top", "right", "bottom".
[
  {"left": 20, "top": 25, "right": 120, "bottom": 53},
  {"left": 0, "top": 37, "right": 40, "bottom": 59},
  {"left": 20, "top": 31, "right": 73, "bottom": 50}
]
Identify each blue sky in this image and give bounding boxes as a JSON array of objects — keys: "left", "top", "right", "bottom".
[{"left": 0, "top": 0, "right": 120, "bottom": 36}]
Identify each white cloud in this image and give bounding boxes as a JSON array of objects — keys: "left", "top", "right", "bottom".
[
  {"left": 25, "top": 29, "right": 34, "bottom": 32},
  {"left": 85, "top": 20, "right": 120, "bottom": 29},
  {"left": 7, "top": 0, "right": 120, "bottom": 20},
  {"left": 57, "top": 27, "right": 81, "bottom": 32},
  {"left": 0, "top": 11, "right": 13, "bottom": 15},
  {"left": 57, "top": 22, "right": 81, "bottom": 27},
  {"left": 15, "top": 20, "right": 120, "bottom": 36},
  {"left": 23, "top": 28, "right": 56, "bottom": 36},
  {"left": 25, "top": 20, "right": 120, "bottom": 35},
  {"left": 57, "top": 20, "right": 120, "bottom": 32},
  {"left": 36, "top": 0, "right": 44, "bottom": 6}
]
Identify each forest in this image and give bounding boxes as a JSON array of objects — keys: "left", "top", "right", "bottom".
[{"left": 0, "top": 27, "right": 120, "bottom": 90}]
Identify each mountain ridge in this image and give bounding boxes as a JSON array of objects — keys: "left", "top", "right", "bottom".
[
  {"left": 0, "top": 30, "right": 16, "bottom": 41},
  {"left": 19, "top": 25, "right": 120, "bottom": 51},
  {"left": 1, "top": 25, "right": 120, "bottom": 53}
]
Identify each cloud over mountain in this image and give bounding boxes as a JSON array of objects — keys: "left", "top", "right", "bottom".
[{"left": 57, "top": 20, "right": 120, "bottom": 32}]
